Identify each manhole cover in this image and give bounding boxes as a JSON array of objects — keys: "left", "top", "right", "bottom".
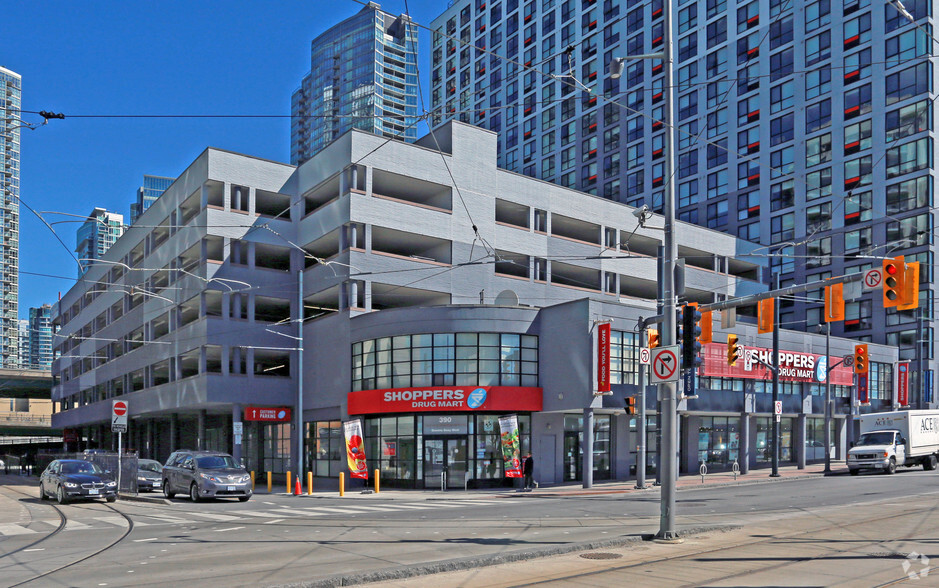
[{"left": 580, "top": 552, "right": 623, "bottom": 560}]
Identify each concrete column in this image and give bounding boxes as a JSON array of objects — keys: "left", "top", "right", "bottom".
[
  {"left": 740, "top": 412, "right": 750, "bottom": 475},
  {"left": 797, "top": 414, "right": 807, "bottom": 469},
  {"left": 198, "top": 410, "right": 206, "bottom": 450},
  {"left": 232, "top": 404, "right": 243, "bottom": 465},
  {"left": 836, "top": 417, "right": 847, "bottom": 460},
  {"left": 146, "top": 419, "right": 153, "bottom": 460},
  {"left": 170, "top": 414, "right": 178, "bottom": 453},
  {"left": 582, "top": 408, "right": 594, "bottom": 489}
]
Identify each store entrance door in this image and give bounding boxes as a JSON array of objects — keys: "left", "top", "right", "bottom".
[
  {"left": 423, "top": 436, "right": 467, "bottom": 489},
  {"left": 563, "top": 431, "right": 582, "bottom": 481}
]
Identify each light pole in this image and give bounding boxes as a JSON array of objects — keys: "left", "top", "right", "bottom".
[{"left": 612, "top": 2, "right": 678, "bottom": 540}]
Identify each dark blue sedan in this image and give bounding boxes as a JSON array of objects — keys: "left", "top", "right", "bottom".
[{"left": 39, "top": 459, "right": 118, "bottom": 504}]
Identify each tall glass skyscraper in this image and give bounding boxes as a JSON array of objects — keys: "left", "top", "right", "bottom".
[
  {"left": 130, "top": 174, "right": 174, "bottom": 225},
  {"left": 291, "top": 2, "right": 419, "bottom": 165},
  {"left": 27, "top": 304, "right": 52, "bottom": 369},
  {"left": 0, "top": 66, "right": 21, "bottom": 368},
  {"left": 431, "top": 0, "right": 938, "bottom": 404},
  {"left": 76, "top": 207, "right": 125, "bottom": 276}
]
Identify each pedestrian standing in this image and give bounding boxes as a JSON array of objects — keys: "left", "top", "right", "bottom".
[{"left": 523, "top": 452, "right": 534, "bottom": 491}]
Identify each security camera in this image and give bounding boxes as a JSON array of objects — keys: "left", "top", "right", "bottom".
[{"left": 632, "top": 205, "right": 650, "bottom": 219}]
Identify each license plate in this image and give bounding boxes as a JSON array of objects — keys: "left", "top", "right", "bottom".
[
  {"left": 88, "top": 489, "right": 99, "bottom": 495},
  {"left": 227, "top": 486, "right": 236, "bottom": 492}
]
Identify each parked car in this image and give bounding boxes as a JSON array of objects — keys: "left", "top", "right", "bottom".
[
  {"left": 39, "top": 459, "right": 118, "bottom": 504},
  {"left": 137, "top": 459, "right": 163, "bottom": 492},
  {"left": 162, "top": 450, "right": 252, "bottom": 502}
]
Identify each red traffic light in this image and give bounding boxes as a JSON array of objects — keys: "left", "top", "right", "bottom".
[{"left": 885, "top": 263, "right": 898, "bottom": 276}]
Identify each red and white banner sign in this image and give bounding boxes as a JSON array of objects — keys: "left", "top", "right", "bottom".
[
  {"left": 699, "top": 343, "right": 854, "bottom": 385},
  {"left": 897, "top": 361, "right": 910, "bottom": 407},
  {"left": 597, "top": 323, "right": 611, "bottom": 392},
  {"left": 244, "top": 406, "right": 292, "bottom": 422},
  {"left": 348, "top": 386, "right": 542, "bottom": 415},
  {"left": 343, "top": 419, "right": 368, "bottom": 480}
]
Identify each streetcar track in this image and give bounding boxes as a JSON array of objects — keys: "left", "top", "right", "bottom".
[{"left": 0, "top": 483, "right": 135, "bottom": 587}]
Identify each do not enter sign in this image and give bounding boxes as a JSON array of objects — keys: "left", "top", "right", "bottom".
[{"left": 112, "top": 400, "right": 128, "bottom": 431}]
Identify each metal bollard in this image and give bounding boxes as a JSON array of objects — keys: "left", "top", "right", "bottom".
[
  {"left": 441, "top": 471, "right": 446, "bottom": 492},
  {"left": 307, "top": 471, "right": 313, "bottom": 495},
  {"left": 286, "top": 471, "right": 292, "bottom": 494},
  {"left": 251, "top": 471, "right": 255, "bottom": 491},
  {"left": 267, "top": 471, "right": 272, "bottom": 493},
  {"left": 339, "top": 472, "right": 345, "bottom": 497},
  {"left": 374, "top": 469, "right": 380, "bottom": 493}
]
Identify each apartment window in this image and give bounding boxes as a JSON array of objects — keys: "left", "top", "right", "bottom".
[
  {"left": 886, "top": 137, "right": 932, "bottom": 178},
  {"left": 844, "top": 13, "right": 871, "bottom": 49},
  {"left": 737, "top": 95, "right": 759, "bottom": 125},
  {"left": 738, "top": 222, "right": 760, "bottom": 243},
  {"left": 626, "top": 171, "right": 643, "bottom": 196},
  {"left": 845, "top": 227, "right": 873, "bottom": 253},
  {"left": 708, "top": 139, "right": 728, "bottom": 169},
  {"left": 737, "top": 190, "right": 760, "bottom": 220},
  {"left": 885, "top": 0, "right": 928, "bottom": 32},
  {"left": 886, "top": 212, "right": 932, "bottom": 247},
  {"left": 708, "top": 169, "right": 729, "bottom": 199},
  {"left": 887, "top": 100, "right": 931, "bottom": 143},
  {"left": 707, "top": 0, "right": 726, "bottom": 19},
  {"left": 737, "top": 1, "right": 759, "bottom": 33},
  {"left": 737, "top": 159, "right": 759, "bottom": 188},
  {"left": 806, "top": 32, "right": 831, "bottom": 65},
  {"left": 844, "top": 84, "right": 872, "bottom": 119},
  {"left": 626, "top": 116, "right": 643, "bottom": 142},
  {"left": 806, "top": 168, "right": 832, "bottom": 200},
  {"left": 678, "top": 120, "right": 697, "bottom": 149},
  {"left": 582, "top": 136, "right": 598, "bottom": 161},
  {"left": 707, "top": 80, "right": 731, "bottom": 108},
  {"left": 805, "top": 0, "right": 831, "bottom": 32},
  {"left": 806, "top": 99, "right": 831, "bottom": 133},
  {"left": 770, "top": 47, "right": 794, "bottom": 82},
  {"left": 844, "top": 120, "right": 872, "bottom": 154},
  {"left": 706, "top": 48, "right": 727, "bottom": 79},
  {"left": 806, "top": 133, "right": 832, "bottom": 167},
  {"left": 771, "top": 212, "right": 795, "bottom": 242},
  {"left": 806, "top": 202, "right": 832, "bottom": 232},
  {"left": 806, "top": 237, "right": 832, "bottom": 269},
  {"left": 771, "top": 114, "right": 794, "bottom": 146},
  {"left": 886, "top": 63, "right": 931, "bottom": 105},
  {"left": 843, "top": 48, "right": 871, "bottom": 84},
  {"left": 886, "top": 175, "right": 932, "bottom": 214},
  {"left": 771, "top": 180, "right": 795, "bottom": 211},
  {"left": 805, "top": 67, "right": 831, "bottom": 99},
  {"left": 603, "top": 152, "right": 621, "bottom": 176},
  {"left": 679, "top": 180, "right": 698, "bottom": 207},
  {"left": 708, "top": 108, "right": 728, "bottom": 138},
  {"left": 706, "top": 200, "right": 728, "bottom": 228},
  {"left": 737, "top": 63, "right": 759, "bottom": 95},
  {"left": 678, "top": 4, "right": 696, "bottom": 33},
  {"left": 707, "top": 17, "right": 727, "bottom": 48},
  {"left": 771, "top": 81, "right": 794, "bottom": 113},
  {"left": 603, "top": 126, "right": 620, "bottom": 150},
  {"left": 770, "top": 16, "right": 793, "bottom": 49},
  {"left": 678, "top": 62, "right": 698, "bottom": 88},
  {"left": 737, "top": 32, "right": 760, "bottom": 64},
  {"left": 678, "top": 91, "right": 698, "bottom": 121},
  {"left": 844, "top": 155, "right": 873, "bottom": 189},
  {"left": 771, "top": 146, "right": 794, "bottom": 178},
  {"left": 626, "top": 143, "right": 644, "bottom": 168},
  {"left": 844, "top": 190, "right": 872, "bottom": 225}
]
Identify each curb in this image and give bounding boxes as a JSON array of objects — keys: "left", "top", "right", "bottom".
[{"left": 276, "top": 524, "right": 741, "bottom": 588}]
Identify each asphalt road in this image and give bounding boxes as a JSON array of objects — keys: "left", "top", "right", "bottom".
[{"left": 1, "top": 468, "right": 938, "bottom": 587}]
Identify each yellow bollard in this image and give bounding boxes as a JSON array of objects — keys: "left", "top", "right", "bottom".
[
  {"left": 339, "top": 472, "right": 345, "bottom": 497},
  {"left": 286, "top": 470, "right": 291, "bottom": 494},
  {"left": 251, "top": 471, "right": 256, "bottom": 491},
  {"left": 267, "top": 471, "right": 272, "bottom": 493},
  {"left": 307, "top": 471, "right": 313, "bottom": 495},
  {"left": 374, "top": 468, "right": 380, "bottom": 493}
]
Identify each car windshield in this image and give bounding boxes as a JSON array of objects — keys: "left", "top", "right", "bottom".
[
  {"left": 196, "top": 455, "right": 237, "bottom": 469},
  {"left": 139, "top": 460, "right": 163, "bottom": 473},
  {"left": 61, "top": 461, "right": 103, "bottom": 475},
  {"left": 857, "top": 432, "right": 896, "bottom": 446}
]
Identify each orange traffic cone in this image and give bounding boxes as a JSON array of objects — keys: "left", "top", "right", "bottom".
[{"left": 294, "top": 475, "right": 301, "bottom": 496}]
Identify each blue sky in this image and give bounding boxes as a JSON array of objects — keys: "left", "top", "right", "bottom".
[{"left": 4, "top": 0, "right": 441, "bottom": 317}]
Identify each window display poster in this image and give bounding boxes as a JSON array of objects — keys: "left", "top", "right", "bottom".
[
  {"left": 343, "top": 419, "right": 369, "bottom": 479},
  {"left": 498, "top": 414, "right": 523, "bottom": 477}
]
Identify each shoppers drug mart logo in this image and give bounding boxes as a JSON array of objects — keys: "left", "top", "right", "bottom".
[
  {"left": 467, "top": 388, "right": 487, "bottom": 409},
  {"left": 815, "top": 356, "right": 827, "bottom": 382}
]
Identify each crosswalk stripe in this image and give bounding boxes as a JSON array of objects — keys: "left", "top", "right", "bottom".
[
  {"left": 0, "top": 524, "right": 37, "bottom": 535},
  {"left": 64, "top": 520, "right": 92, "bottom": 530},
  {"left": 234, "top": 510, "right": 281, "bottom": 517},
  {"left": 187, "top": 512, "right": 241, "bottom": 521},
  {"left": 93, "top": 516, "right": 130, "bottom": 528}
]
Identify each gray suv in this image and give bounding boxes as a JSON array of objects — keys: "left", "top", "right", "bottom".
[{"left": 162, "top": 450, "right": 252, "bottom": 502}]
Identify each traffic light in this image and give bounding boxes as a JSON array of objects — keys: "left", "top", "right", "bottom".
[
  {"left": 727, "top": 334, "right": 742, "bottom": 366},
  {"left": 757, "top": 298, "right": 775, "bottom": 334},
  {"left": 883, "top": 256, "right": 906, "bottom": 308},
  {"left": 648, "top": 328, "right": 659, "bottom": 349},
  {"left": 700, "top": 310, "right": 713, "bottom": 343},
  {"left": 854, "top": 344, "right": 868, "bottom": 374},
  {"left": 625, "top": 396, "right": 637, "bottom": 415},
  {"left": 897, "top": 261, "right": 921, "bottom": 310},
  {"left": 681, "top": 303, "right": 703, "bottom": 370}
]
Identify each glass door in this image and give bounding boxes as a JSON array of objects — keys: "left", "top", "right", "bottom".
[
  {"left": 423, "top": 436, "right": 467, "bottom": 489},
  {"left": 563, "top": 431, "right": 582, "bottom": 481}
]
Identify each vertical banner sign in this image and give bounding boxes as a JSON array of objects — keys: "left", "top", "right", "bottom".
[
  {"left": 926, "top": 370, "right": 934, "bottom": 404},
  {"left": 597, "top": 323, "right": 611, "bottom": 392},
  {"left": 857, "top": 375, "right": 869, "bottom": 405},
  {"left": 897, "top": 362, "right": 910, "bottom": 407},
  {"left": 342, "top": 419, "right": 368, "bottom": 480},
  {"left": 498, "top": 414, "right": 523, "bottom": 477}
]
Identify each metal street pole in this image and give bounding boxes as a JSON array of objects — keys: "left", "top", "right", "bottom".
[
  {"left": 296, "top": 269, "right": 304, "bottom": 486},
  {"left": 656, "top": 0, "right": 679, "bottom": 541},
  {"left": 637, "top": 325, "right": 647, "bottom": 489},
  {"left": 771, "top": 274, "right": 780, "bottom": 477},
  {"left": 823, "top": 323, "right": 832, "bottom": 474}
]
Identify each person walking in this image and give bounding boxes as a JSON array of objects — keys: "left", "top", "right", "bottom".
[{"left": 523, "top": 452, "right": 534, "bottom": 491}]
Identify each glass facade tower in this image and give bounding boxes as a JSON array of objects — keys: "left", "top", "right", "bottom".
[
  {"left": 130, "top": 174, "right": 175, "bottom": 225},
  {"left": 291, "top": 2, "right": 419, "bottom": 165},
  {"left": 76, "top": 207, "right": 125, "bottom": 276},
  {"left": 431, "top": 0, "right": 938, "bottom": 404},
  {"left": 28, "top": 304, "right": 52, "bottom": 369},
  {"left": 0, "top": 66, "right": 21, "bottom": 368}
]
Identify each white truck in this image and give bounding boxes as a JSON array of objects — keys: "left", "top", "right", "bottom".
[{"left": 847, "top": 410, "right": 939, "bottom": 475}]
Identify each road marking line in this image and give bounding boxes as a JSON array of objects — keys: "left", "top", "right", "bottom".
[
  {"left": 133, "top": 537, "right": 159, "bottom": 542},
  {"left": 214, "top": 526, "right": 245, "bottom": 532},
  {"left": 187, "top": 512, "right": 240, "bottom": 521},
  {"left": 64, "top": 520, "right": 92, "bottom": 530},
  {"left": 234, "top": 510, "right": 282, "bottom": 517},
  {"left": 0, "top": 524, "right": 37, "bottom": 535},
  {"left": 24, "top": 548, "right": 45, "bottom": 552},
  {"left": 93, "top": 516, "right": 130, "bottom": 527},
  {"left": 263, "top": 519, "right": 284, "bottom": 524}
]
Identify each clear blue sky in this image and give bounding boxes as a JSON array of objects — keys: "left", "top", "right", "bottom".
[{"left": 4, "top": 0, "right": 441, "bottom": 318}]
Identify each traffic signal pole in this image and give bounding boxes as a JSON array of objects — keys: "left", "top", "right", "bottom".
[{"left": 771, "top": 274, "right": 781, "bottom": 477}]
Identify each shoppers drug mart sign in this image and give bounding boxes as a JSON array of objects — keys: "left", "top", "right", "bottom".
[{"left": 348, "top": 386, "right": 542, "bottom": 415}]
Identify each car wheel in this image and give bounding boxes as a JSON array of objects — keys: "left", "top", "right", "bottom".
[
  {"left": 38, "top": 483, "right": 46, "bottom": 500},
  {"left": 924, "top": 455, "right": 938, "bottom": 471},
  {"left": 849, "top": 469, "right": 860, "bottom": 476},
  {"left": 106, "top": 496, "right": 117, "bottom": 503},
  {"left": 56, "top": 486, "right": 68, "bottom": 505},
  {"left": 238, "top": 496, "right": 250, "bottom": 502},
  {"left": 163, "top": 480, "right": 175, "bottom": 499},
  {"left": 886, "top": 458, "right": 897, "bottom": 475},
  {"left": 190, "top": 483, "right": 200, "bottom": 503}
]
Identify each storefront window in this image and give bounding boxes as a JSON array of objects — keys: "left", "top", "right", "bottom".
[
  {"left": 610, "top": 330, "right": 639, "bottom": 385},
  {"left": 352, "top": 332, "right": 538, "bottom": 391},
  {"left": 629, "top": 415, "right": 658, "bottom": 475},
  {"left": 262, "top": 423, "right": 291, "bottom": 474},
  {"left": 365, "top": 416, "right": 418, "bottom": 487},
  {"left": 697, "top": 417, "right": 740, "bottom": 470},
  {"left": 563, "top": 414, "right": 612, "bottom": 481},
  {"left": 805, "top": 417, "right": 834, "bottom": 461},
  {"left": 308, "top": 421, "right": 343, "bottom": 477},
  {"left": 756, "top": 417, "right": 795, "bottom": 463}
]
